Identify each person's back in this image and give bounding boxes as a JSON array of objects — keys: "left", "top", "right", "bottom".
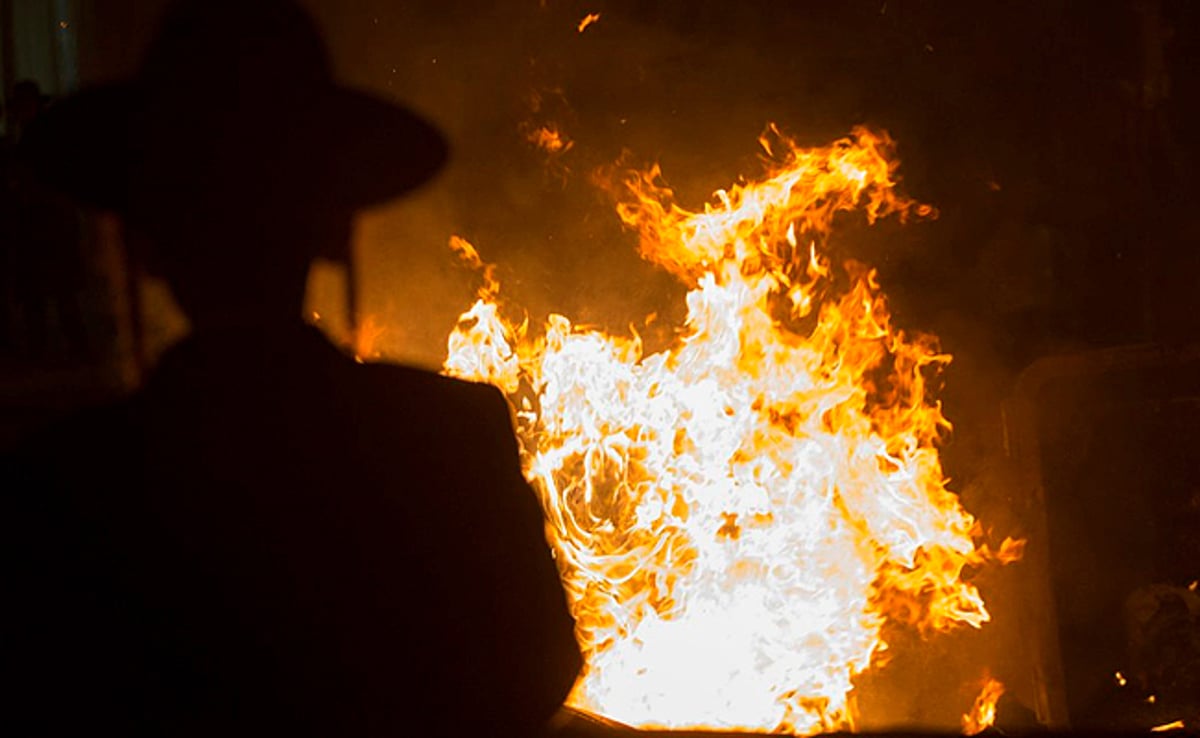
[
  {"left": 4, "top": 1, "right": 581, "bottom": 734},
  {"left": 8, "top": 325, "right": 579, "bottom": 735}
]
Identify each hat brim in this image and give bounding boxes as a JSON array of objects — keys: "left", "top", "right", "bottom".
[{"left": 23, "top": 82, "right": 449, "bottom": 213}]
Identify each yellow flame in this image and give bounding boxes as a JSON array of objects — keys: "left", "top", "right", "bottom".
[
  {"left": 444, "top": 126, "right": 1016, "bottom": 734},
  {"left": 962, "top": 677, "right": 1005, "bottom": 735}
]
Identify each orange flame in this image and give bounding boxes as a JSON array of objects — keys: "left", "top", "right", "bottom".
[
  {"left": 962, "top": 676, "right": 1005, "bottom": 735},
  {"left": 352, "top": 314, "right": 387, "bottom": 363},
  {"left": 444, "top": 126, "right": 1016, "bottom": 734},
  {"left": 523, "top": 122, "right": 575, "bottom": 155}
]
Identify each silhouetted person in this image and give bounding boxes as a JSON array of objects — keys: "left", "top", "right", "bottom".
[{"left": 4, "top": 2, "right": 581, "bottom": 736}]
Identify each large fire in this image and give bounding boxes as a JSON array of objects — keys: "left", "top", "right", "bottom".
[{"left": 442, "top": 126, "right": 1021, "bottom": 734}]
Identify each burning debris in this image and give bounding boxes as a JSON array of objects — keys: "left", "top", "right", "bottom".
[{"left": 444, "top": 126, "right": 1020, "bottom": 733}]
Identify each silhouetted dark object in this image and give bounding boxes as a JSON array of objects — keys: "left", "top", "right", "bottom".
[
  {"left": 0, "top": 96, "right": 14, "bottom": 355},
  {"left": 5, "top": 1, "right": 581, "bottom": 736},
  {"left": 9, "top": 181, "right": 89, "bottom": 360},
  {"left": 5, "top": 80, "right": 90, "bottom": 361},
  {"left": 7, "top": 134, "right": 90, "bottom": 361},
  {"left": 7, "top": 80, "right": 47, "bottom": 145}
]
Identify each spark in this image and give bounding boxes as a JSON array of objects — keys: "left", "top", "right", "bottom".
[{"left": 1152, "top": 721, "right": 1186, "bottom": 732}]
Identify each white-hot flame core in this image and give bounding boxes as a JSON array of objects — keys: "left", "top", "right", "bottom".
[{"left": 444, "top": 126, "right": 1017, "bottom": 734}]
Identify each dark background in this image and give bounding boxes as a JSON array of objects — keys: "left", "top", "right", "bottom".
[{"left": 61, "top": 0, "right": 1200, "bottom": 368}]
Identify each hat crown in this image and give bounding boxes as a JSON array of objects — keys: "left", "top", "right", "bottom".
[
  {"left": 138, "top": 0, "right": 332, "bottom": 97},
  {"left": 23, "top": 0, "right": 448, "bottom": 215}
]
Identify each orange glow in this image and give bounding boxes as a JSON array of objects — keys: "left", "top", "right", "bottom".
[
  {"left": 522, "top": 122, "right": 574, "bottom": 155},
  {"left": 962, "top": 676, "right": 1005, "bottom": 735},
  {"left": 444, "top": 126, "right": 1018, "bottom": 733},
  {"left": 578, "top": 12, "right": 601, "bottom": 33},
  {"left": 353, "top": 314, "right": 387, "bottom": 362}
]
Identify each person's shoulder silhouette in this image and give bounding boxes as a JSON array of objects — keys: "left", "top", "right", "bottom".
[{"left": 5, "top": 2, "right": 581, "bottom": 735}]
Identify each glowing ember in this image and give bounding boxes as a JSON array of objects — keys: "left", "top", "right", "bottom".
[
  {"left": 443, "top": 126, "right": 1019, "bottom": 733},
  {"left": 962, "top": 677, "right": 1005, "bottom": 735},
  {"left": 1152, "top": 720, "right": 1187, "bottom": 732},
  {"left": 577, "top": 12, "right": 601, "bottom": 33}
]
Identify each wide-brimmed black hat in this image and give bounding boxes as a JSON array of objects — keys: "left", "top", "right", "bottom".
[{"left": 24, "top": 0, "right": 448, "bottom": 214}]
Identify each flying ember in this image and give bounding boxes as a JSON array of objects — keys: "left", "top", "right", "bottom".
[{"left": 443, "top": 126, "right": 1021, "bottom": 734}]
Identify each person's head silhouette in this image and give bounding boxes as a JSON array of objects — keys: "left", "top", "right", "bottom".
[{"left": 27, "top": 0, "right": 447, "bottom": 330}]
